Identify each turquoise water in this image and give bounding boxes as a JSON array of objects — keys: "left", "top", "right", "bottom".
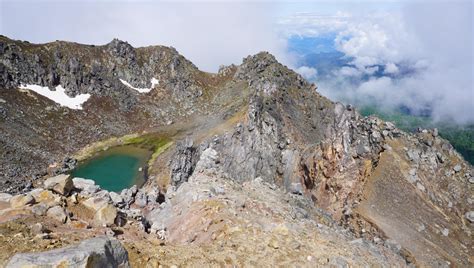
[{"left": 72, "top": 145, "right": 151, "bottom": 192}]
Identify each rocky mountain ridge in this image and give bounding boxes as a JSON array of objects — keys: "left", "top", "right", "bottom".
[{"left": 0, "top": 36, "right": 473, "bottom": 266}]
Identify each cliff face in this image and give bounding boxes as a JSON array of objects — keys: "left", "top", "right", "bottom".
[
  {"left": 0, "top": 36, "right": 202, "bottom": 108},
  {"left": 0, "top": 36, "right": 472, "bottom": 266}
]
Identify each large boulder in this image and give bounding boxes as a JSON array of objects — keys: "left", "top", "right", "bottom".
[
  {"left": 134, "top": 190, "right": 148, "bottom": 208},
  {"left": 6, "top": 236, "right": 130, "bottom": 268},
  {"left": 120, "top": 188, "right": 135, "bottom": 207},
  {"left": 83, "top": 194, "right": 110, "bottom": 212},
  {"left": 109, "top": 191, "right": 125, "bottom": 207},
  {"left": 30, "top": 189, "right": 62, "bottom": 207},
  {"left": 82, "top": 193, "right": 117, "bottom": 226},
  {"left": 31, "top": 203, "right": 49, "bottom": 216},
  {"left": 73, "top": 177, "right": 100, "bottom": 195},
  {"left": 43, "top": 174, "right": 74, "bottom": 196},
  {"left": 46, "top": 205, "right": 68, "bottom": 223},
  {"left": 94, "top": 204, "right": 118, "bottom": 227}
]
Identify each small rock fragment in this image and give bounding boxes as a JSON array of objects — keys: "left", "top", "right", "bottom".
[
  {"left": 30, "top": 223, "right": 48, "bottom": 235},
  {"left": 290, "top": 182, "right": 303, "bottom": 195},
  {"left": 268, "top": 238, "right": 279, "bottom": 249},
  {"left": 47, "top": 206, "right": 68, "bottom": 223},
  {"left": 441, "top": 228, "right": 449, "bottom": 236},
  {"left": 465, "top": 211, "right": 474, "bottom": 223},
  {"left": 453, "top": 164, "right": 462, "bottom": 173},
  {"left": 416, "top": 182, "right": 426, "bottom": 192},
  {"left": 31, "top": 203, "right": 49, "bottom": 216}
]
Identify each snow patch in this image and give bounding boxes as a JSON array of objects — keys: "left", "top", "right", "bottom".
[
  {"left": 150, "top": 78, "right": 160, "bottom": 88},
  {"left": 19, "top": 84, "right": 91, "bottom": 110},
  {"left": 120, "top": 78, "right": 159, "bottom": 93}
]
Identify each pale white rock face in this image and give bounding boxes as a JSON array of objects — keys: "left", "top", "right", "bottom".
[
  {"left": 6, "top": 237, "right": 130, "bottom": 268},
  {"left": 19, "top": 84, "right": 91, "bottom": 110},
  {"left": 119, "top": 78, "right": 159, "bottom": 93}
]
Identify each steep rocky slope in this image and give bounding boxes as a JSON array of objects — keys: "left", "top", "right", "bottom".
[{"left": 0, "top": 36, "right": 473, "bottom": 266}]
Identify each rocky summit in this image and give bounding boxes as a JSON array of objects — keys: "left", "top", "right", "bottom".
[{"left": 0, "top": 35, "right": 473, "bottom": 267}]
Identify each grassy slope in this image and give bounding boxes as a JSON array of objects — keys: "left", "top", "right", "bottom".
[{"left": 359, "top": 106, "right": 474, "bottom": 165}]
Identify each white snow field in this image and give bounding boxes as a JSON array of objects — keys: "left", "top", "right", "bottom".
[
  {"left": 19, "top": 84, "right": 91, "bottom": 110},
  {"left": 119, "top": 78, "right": 159, "bottom": 93}
]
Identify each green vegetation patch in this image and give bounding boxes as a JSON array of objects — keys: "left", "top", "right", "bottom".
[
  {"left": 124, "top": 134, "right": 173, "bottom": 166},
  {"left": 75, "top": 133, "right": 173, "bottom": 168}
]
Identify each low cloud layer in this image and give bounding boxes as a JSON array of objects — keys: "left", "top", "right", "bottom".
[{"left": 282, "top": 2, "right": 473, "bottom": 124}]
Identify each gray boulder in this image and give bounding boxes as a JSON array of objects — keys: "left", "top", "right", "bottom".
[
  {"left": 109, "top": 191, "right": 125, "bottom": 207},
  {"left": 134, "top": 190, "right": 148, "bottom": 208},
  {"left": 146, "top": 187, "right": 161, "bottom": 205},
  {"left": 453, "top": 164, "right": 462, "bottom": 173},
  {"left": 120, "top": 186, "right": 138, "bottom": 207},
  {"left": 73, "top": 177, "right": 100, "bottom": 195},
  {"left": 6, "top": 236, "right": 130, "bottom": 268},
  {"left": 290, "top": 182, "right": 303, "bottom": 195},
  {"left": 46, "top": 205, "right": 68, "bottom": 223},
  {"left": 93, "top": 204, "right": 118, "bottom": 227},
  {"left": 466, "top": 211, "right": 474, "bottom": 223},
  {"left": 31, "top": 203, "right": 49, "bottom": 216},
  {"left": 44, "top": 174, "right": 74, "bottom": 196}
]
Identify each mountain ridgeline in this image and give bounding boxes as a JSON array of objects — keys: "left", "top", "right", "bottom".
[{"left": 0, "top": 36, "right": 473, "bottom": 266}]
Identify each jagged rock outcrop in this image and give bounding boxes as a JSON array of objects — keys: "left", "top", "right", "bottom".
[
  {"left": 0, "top": 36, "right": 201, "bottom": 109},
  {"left": 165, "top": 52, "right": 473, "bottom": 266},
  {"left": 170, "top": 138, "right": 200, "bottom": 186}
]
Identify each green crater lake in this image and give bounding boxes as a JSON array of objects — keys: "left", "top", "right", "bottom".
[{"left": 71, "top": 145, "right": 152, "bottom": 192}]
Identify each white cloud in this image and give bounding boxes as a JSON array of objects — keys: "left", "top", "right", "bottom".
[
  {"left": 333, "top": 12, "right": 421, "bottom": 70},
  {"left": 338, "top": 66, "right": 360, "bottom": 77},
  {"left": 296, "top": 66, "right": 318, "bottom": 80},
  {"left": 384, "top": 63, "right": 399, "bottom": 74},
  {"left": 282, "top": 2, "right": 474, "bottom": 124},
  {"left": 277, "top": 12, "right": 351, "bottom": 37}
]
